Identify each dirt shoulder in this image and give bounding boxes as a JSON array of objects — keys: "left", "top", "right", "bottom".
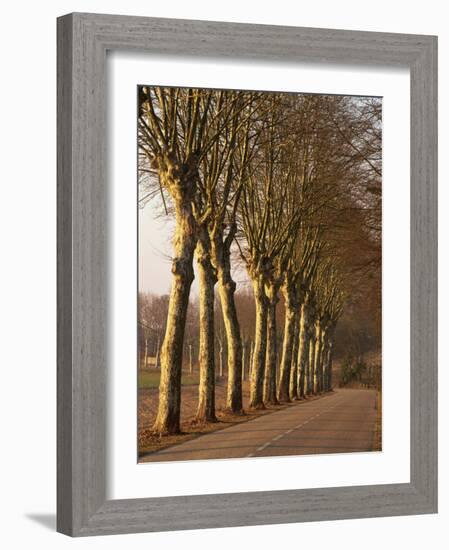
[{"left": 372, "top": 390, "right": 382, "bottom": 451}]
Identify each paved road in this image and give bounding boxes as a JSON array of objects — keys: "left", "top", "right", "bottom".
[{"left": 141, "top": 388, "right": 378, "bottom": 462}]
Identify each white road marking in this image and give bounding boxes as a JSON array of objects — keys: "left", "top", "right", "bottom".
[{"left": 246, "top": 397, "right": 346, "bottom": 457}]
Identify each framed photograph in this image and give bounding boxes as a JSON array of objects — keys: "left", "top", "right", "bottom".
[{"left": 57, "top": 12, "right": 437, "bottom": 536}]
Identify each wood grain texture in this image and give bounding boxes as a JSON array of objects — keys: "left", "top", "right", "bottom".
[
  {"left": 57, "top": 12, "right": 438, "bottom": 536},
  {"left": 57, "top": 13, "right": 74, "bottom": 536}
]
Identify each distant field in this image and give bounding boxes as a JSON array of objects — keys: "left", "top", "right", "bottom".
[{"left": 138, "top": 368, "right": 200, "bottom": 389}]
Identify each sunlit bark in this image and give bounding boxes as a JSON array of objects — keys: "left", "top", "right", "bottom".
[
  {"left": 278, "top": 281, "right": 298, "bottom": 402},
  {"left": 324, "top": 326, "right": 335, "bottom": 391},
  {"left": 212, "top": 232, "right": 244, "bottom": 413},
  {"left": 297, "top": 300, "right": 310, "bottom": 399},
  {"left": 264, "top": 283, "right": 280, "bottom": 405},
  {"left": 289, "top": 324, "right": 300, "bottom": 400},
  {"left": 307, "top": 329, "right": 316, "bottom": 396},
  {"left": 195, "top": 234, "right": 217, "bottom": 423},
  {"left": 249, "top": 277, "right": 268, "bottom": 409},
  {"left": 153, "top": 175, "right": 197, "bottom": 434},
  {"left": 313, "top": 322, "right": 322, "bottom": 394}
]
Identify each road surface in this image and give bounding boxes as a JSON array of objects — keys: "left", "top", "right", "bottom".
[{"left": 141, "top": 388, "right": 378, "bottom": 462}]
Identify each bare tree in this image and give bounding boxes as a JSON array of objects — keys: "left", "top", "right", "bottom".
[
  {"left": 278, "top": 229, "right": 322, "bottom": 401},
  {"left": 237, "top": 96, "right": 303, "bottom": 407},
  {"left": 199, "top": 91, "right": 263, "bottom": 414},
  {"left": 139, "top": 87, "right": 245, "bottom": 433},
  {"left": 138, "top": 86, "right": 381, "bottom": 438}
]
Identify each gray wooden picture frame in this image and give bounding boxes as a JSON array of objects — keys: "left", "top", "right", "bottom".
[{"left": 57, "top": 12, "right": 438, "bottom": 537}]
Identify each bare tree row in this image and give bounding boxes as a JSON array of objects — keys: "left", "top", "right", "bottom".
[{"left": 138, "top": 87, "right": 381, "bottom": 434}]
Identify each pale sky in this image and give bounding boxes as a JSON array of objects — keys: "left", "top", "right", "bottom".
[
  {"left": 138, "top": 200, "right": 250, "bottom": 297},
  {"left": 138, "top": 202, "right": 178, "bottom": 295}
]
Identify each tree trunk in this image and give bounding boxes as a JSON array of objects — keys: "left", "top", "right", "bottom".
[
  {"left": 290, "top": 313, "right": 300, "bottom": 399},
  {"left": 278, "top": 292, "right": 297, "bottom": 402},
  {"left": 289, "top": 321, "right": 299, "bottom": 400},
  {"left": 250, "top": 341, "right": 254, "bottom": 377},
  {"left": 321, "top": 336, "right": 329, "bottom": 392},
  {"left": 155, "top": 335, "right": 160, "bottom": 368},
  {"left": 212, "top": 232, "right": 244, "bottom": 413},
  {"left": 264, "top": 294, "right": 279, "bottom": 405},
  {"left": 314, "top": 323, "right": 322, "bottom": 394},
  {"left": 249, "top": 277, "right": 268, "bottom": 409},
  {"left": 189, "top": 344, "right": 193, "bottom": 374},
  {"left": 297, "top": 301, "right": 310, "bottom": 399},
  {"left": 319, "top": 328, "right": 327, "bottom": 392},
  {"left": 326, "top": 330, "right": 334, "bottom": 391},
  {"left": 218, "top": 271, "right": 243, "bottom": 413},
  {"left": 152, "top": 196, "right": 196, "bottom": 435},
  {"left": 219, "top": 339, "right": 224, "bottom": 377},
  {"left": 195, "top": 239, "right": 217, "bottom": 423},
  {"left": 307, "top": 332, "right": 316, "bottom": 396},
  {"left": 144, "top": 338, "right": 148, "bottom": 368}
]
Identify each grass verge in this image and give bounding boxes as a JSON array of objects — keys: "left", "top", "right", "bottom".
[{"left": 138, "top": 368, "right": 199, "bottom": 389}]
